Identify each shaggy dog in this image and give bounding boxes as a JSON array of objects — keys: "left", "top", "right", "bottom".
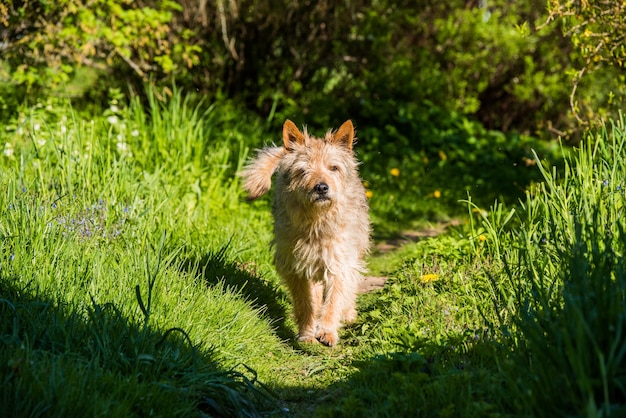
[{"left": 241, "top": 119, "right": 370, "bottom": 346}]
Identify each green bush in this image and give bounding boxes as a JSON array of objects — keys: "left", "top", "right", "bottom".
[
  {"left": 272, "top": 0, "right": 601, "bottom": 137},
  {"left": 547, "top": 0, "right": 626, "bottom": 125},
  {"left": 0, "top": 0, "right": 199, "bottom": 110},
  {"left": 361, "top": 106, "right": 564, "bottom": 231},
  {"left": 4, "top": 0, "right": 622, "bottom": 138}
]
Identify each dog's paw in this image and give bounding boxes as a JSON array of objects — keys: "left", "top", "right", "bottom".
[
  {"left": 342, "top": 307, "right": 358, "bottom": 324},
  {"left": 298, "top": 334, "right": 319, "bottom": 344},
  {"left": 316, "top": 330, "right": 339, "bottom": 347}
]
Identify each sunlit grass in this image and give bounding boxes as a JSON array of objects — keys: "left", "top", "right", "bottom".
[
  {"left": 0, "top": 91, "right": 284, "bottom": 416},
  {"left": 466, "top": 118, "right": 626, "bottom": 416}
]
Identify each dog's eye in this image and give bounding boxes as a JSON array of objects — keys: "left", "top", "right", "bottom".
[
  {"left": 330, "top": 165, "right": 339, "bottom": 172},
  {"left": 292, "top": 168, "right": 306, "bottom": 178}
]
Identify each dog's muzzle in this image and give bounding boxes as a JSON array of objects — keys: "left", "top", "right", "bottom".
[{"left": 312, "top": 182, "right": 331, "bottom": 202}]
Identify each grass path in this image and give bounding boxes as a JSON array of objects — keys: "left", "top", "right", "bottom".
[
  {"left": 358, "top": 220, "right": 463, "bottom": 293},
  {"left": 248, "top": 220, "right": 469, "bottom": 416}
]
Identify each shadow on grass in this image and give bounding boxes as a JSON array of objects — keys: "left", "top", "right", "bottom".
[
  {"left": 270, "top": 336, "right": 508, "bottom": 418},
  {"left": 179, "top": 246, "right": 295, "bottom": 343},
  {"left": 370, "top": 219, "right": 463, "bottom": 255},
  {"left": 0, "top": 275, "right": 275, "bottom": 417}
]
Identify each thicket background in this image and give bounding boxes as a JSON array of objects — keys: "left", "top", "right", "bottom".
[{"left": 1, "top": 0, "right": 625, "bottom": 226}]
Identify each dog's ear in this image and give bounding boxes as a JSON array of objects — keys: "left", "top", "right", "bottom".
[
  {"left": 283, "top": 119, "right": 305, "bottom": 150},
  {"left": 332, "top": 120, "right": 355, "bottom": 151}
]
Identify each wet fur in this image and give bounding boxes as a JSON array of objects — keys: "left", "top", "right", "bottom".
[{"left": 241, "top": 120, "right": 371, "bottom": 346}]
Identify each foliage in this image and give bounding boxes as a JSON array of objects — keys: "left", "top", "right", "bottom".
[
  {"left": 0, "top": 0, "right": 200, "bottom": 103},
  {"left": 170, "top": 0, "right": 370, "bottom": 106},
  {"left": 3, "top": 0, "right": 622, "bottom": 141},
  {"left": 362, "top": 107, "right": 564, "bottom": 232},
  {"left": 271, "top": 0, "right": 593, "bottom": 137},
  {"left": 176, "top": 0, "right": 616, "bottom": 140},
  {"left": 546, "top": 0, "right": 626, "bottom": 126},
  {"left": 547, "top": 0, "right": 626, "bottom": 70}
]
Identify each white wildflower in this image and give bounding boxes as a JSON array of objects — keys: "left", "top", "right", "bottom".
[
  {"left": 4, "top": 143, "right": 14, "bottom": 157},
  {"left": 117, "top": 141, "right": 128, "bottom": 152}
]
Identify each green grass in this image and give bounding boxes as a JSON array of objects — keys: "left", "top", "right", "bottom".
[
  {"left": 0, "top": 91, "right": 283, "bottom": 416},
  {"left": 476, "top": 120, "right": 626, "bottom": 417},
  {"left": 1, "top": 89, "right": 626, "bottom": 417}
]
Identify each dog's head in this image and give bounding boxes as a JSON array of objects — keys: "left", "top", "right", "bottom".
[{"left": 280, "top": 119, "right": 359, "bottom": 207}]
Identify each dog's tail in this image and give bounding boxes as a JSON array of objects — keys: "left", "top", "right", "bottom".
[{"left": 240, "top": 146, "right": 285, "bottom": 200}]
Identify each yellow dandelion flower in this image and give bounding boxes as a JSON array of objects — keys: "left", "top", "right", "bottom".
[
  {"left": 478, "top": 235, "right": 487, "bottom": 242},
  {"left": 420, "top": 273, "right": 440, "bottom": 283},
  {"left": 365, "top": 190, "right": 373, "bottom": 199},
  {"left": 390, "top": 168, "right": 400, "bottom": 177},
  {"left": 433, "top": 190, "right": 441, "bottom": 198},
  {"left": 438, "top": 150, "right": 447, "bottom": 161}
]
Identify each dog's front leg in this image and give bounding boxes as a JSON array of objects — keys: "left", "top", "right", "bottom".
[
  {"left": 287, "top": 275, "right": 321, "bottom": 343},
  {"left": 316, "top": 276, "right": 345, "bottom": 346}
]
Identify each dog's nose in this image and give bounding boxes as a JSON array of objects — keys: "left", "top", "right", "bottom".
[{"left": 314, "top": 182, "right": 329, "bottom": 194}]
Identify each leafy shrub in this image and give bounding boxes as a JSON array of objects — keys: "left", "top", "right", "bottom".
[
  {"left": 361, "top": 105, "right": 564, "bottom": 230},
  {"left": 546, "top": 0, "right": 626, "bottom": 126},
  {"left": 3, "top": 0, "right": 621, "bottom": 138},
  {"left": 273, "top": 0, "right": 592, "bottom": 137},
  {"left": 547, "top": 0, "right": 626, "bottom": 68},
  {"left": 0, "top": 0, "right": 200, "bottom": 109}
]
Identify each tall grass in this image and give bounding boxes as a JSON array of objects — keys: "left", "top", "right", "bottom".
[
  {"left": 478, "top": 117, "right": 626, "bottom": 416},
  {"left": 0, "top": 90, "right": 280, "bottom": 416}
]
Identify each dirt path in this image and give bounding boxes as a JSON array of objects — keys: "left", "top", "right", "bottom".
[{"left": 358, "top": 220, "right": 462, "bottom": 294}]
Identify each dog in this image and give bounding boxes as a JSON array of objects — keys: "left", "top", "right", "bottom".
[{"left": 241, "top": 119, "right": 371, "bottom": 346}]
